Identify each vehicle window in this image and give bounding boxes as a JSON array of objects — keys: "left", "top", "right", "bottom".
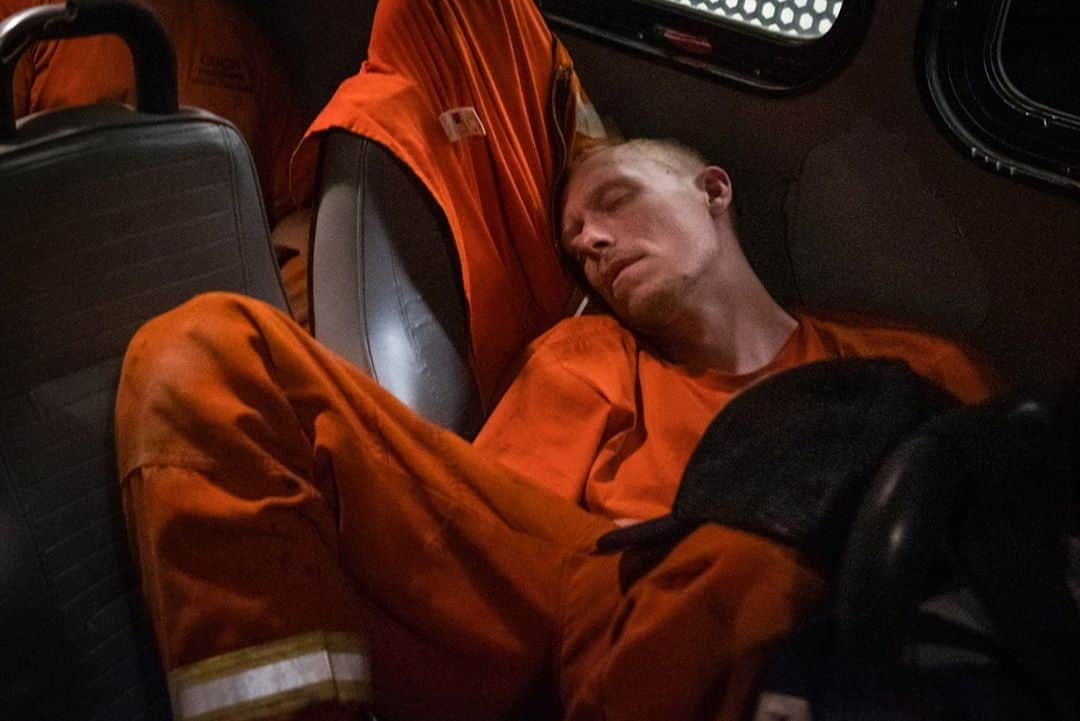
[
  {"left": 654, "top": 0, "right": 843, "bottom": 40},
  {"left": 921, "top": 0, "right": 1080, "bottom": 193},
  {"left": 539, "top": 0, "right": 871, "bottom": 92},
  {"left": 997, "top": 1, "right": 1080, "bottom": 118}
]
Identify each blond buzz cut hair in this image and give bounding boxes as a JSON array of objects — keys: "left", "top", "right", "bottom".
[
  {"left": 617, "top": 138, "right": 708, "bottom": 177},
  {"left": 566, "top": 137, "right": 708, "bottom": 183},
  {"left": 562, "top": 137, "right": 734, "bottom": 224},
  {"left": 559, "top": 137, "right": 740, "bottom": 258}
]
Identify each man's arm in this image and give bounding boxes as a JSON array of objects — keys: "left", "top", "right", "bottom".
[
  {"left": 816, "top": 313, "right": 1003, "bottom": 404},
  {"left": 867, "top": 331, "right": 1002, "bottom": 405},
  {"left": 919, "top": 340, "right": 1002, "bottom": 405}
]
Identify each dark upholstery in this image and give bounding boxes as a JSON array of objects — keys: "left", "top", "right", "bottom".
[
  {"left": 311, "top": 130, "right": 482, "bottom": 438},
  {"left": 0, "top": 103, "right": 287, "bottom": 720}
]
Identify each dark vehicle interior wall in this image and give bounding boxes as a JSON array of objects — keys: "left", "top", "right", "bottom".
[{"left": 262, "top": 0, "right": 1080, "bottom": 391}]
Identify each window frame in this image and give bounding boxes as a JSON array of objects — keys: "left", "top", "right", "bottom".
[
  {"left": 538, "top": 0, "right": 875, "bottom": 93},
  {"left": 919, "top": 0, "right": 1080, "bottom": 195}
]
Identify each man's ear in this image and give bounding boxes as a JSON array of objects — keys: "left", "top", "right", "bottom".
[{"left": 699, "top": 166, "right": 733, "bottom": 216}]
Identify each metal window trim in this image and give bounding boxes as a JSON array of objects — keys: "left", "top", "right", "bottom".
[
  {"left": 919, "top": 0, "right": 1080, "bottom": 196},
  {"left": 984, "top": 0, "right": 1080, "bottom": 134},
  {"left": 539, "top": 0, "right": 875, "bottom": 94},
  {"left": 633, "top": 0, "right": 839, "bottom": 42}
]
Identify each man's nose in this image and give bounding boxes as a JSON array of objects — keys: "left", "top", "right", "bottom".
[{"left": 580, "top": 222, "right": 613, "bottom": 256}]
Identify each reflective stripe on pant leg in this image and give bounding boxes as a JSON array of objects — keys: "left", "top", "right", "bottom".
[{"left": 168, "top": 631, "right": 370, "bottom": 721}]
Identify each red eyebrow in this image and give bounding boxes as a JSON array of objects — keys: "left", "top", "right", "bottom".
[{"left": 587, "top": 178, "right": 633, "bottom": 208}]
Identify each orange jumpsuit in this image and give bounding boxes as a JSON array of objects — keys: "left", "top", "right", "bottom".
[
  {"left": 1, "top": 0, "right": 303, "bottom": 226},
  {"left": 477, "top": 310, "right": 997, "bottom": 521},
  {"left": 117, "top": 293, "right": 995, "bottom": 721},
  {"left": 290, "top": 0, "right": 606, "bottom": 411}
]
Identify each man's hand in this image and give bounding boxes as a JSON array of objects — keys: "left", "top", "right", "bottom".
[
  {"left": 753, "top": 692, "right": 812, "bottom": 721},
  {"left": 272, "top": 206, "right": 313, "bottom": 329}
]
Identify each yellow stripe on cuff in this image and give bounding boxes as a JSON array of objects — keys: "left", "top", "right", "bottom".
[{"left": 168, "top": 631, "right": 371, "bottom": 721}]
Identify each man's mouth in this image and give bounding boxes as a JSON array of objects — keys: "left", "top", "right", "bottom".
[{"left": 603, "top": 256, "right": 641, "bottom": 290}]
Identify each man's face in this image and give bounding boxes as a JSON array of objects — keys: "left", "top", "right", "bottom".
[{"left": 560, "top": 145, "right": 727, "bottom": 332}]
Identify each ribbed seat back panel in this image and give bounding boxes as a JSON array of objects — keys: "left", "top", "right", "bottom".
[{"left": 0, "top": 107, "right": 286, "bottom": 720}]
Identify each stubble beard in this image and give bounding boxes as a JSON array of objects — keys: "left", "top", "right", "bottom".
[{"left": 615, "top": 271, "right": 696, "bottom": 340}]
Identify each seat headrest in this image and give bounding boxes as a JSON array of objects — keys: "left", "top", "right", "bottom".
[{"left": 785, "top": 118, "right": 989, "bottom": 336}]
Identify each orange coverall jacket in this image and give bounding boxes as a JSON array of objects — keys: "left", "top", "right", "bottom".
[
  {"left": 1, "top": 0, "right": 303, "bottom": 225},
  {"left": 117, "top": 293, "right": 995, "bottom": 721}
]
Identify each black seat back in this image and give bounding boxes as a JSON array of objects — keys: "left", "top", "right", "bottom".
[{"left": 0, "top": 3, "right": 287, "bottom": 718}]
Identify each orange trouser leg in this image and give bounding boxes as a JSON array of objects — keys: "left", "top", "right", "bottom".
[
  {"left": 117, "top": 292, "right": 614, "bottom": 719},
  {"left": 560, "top": 527, "right": 826, "bottom": 721},
  {"left": 117, "top": 292, "right": 824, "bottom": 721}
]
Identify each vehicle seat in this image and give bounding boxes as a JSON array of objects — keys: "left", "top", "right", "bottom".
[
  {"left": 0, "top": 3, "right": 287, "bottom": 719},
  {"left": 785, "top": 118, "right": 990, "bottom": 336},
  {"left": 311, "top": 131, "right": 482, "bottom": 438}
]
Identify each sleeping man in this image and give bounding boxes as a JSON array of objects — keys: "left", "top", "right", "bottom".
[{"left": 116, "top": 138, "right": 995, "bottom": 721}]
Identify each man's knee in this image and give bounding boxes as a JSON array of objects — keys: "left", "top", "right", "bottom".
[
  {"left": 120, "top": 292, "right": 275, "bottom": 397},
  {"left": 115, "top": 292, "right": 297, "bottom": 470}
]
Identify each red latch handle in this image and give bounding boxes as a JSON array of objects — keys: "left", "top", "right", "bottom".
[{"left": 659, "top": 26, "right": 713, "bottom": 55}]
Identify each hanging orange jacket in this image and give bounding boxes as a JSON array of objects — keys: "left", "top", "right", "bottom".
[
  {"left": 290, "top": 0, "right": 606, "bottom": 411},
  {"left": 1, "top": 0, "right": 304, "bottom": 225}
]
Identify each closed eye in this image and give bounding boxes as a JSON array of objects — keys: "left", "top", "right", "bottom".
[{"left": 597, "top": 185, "right": 634, "bottom": 212}]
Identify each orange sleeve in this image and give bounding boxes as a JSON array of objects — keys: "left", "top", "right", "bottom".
[
  {"left": 9, "top": 46, "right": 33, "bottom": 119},
  {"left": 916, "top": 339, "right": 1002, "bottom": 405},
  {"left": 474, "top": 320, "right": 637, "bottom": 505},
  {"left": 822, "top": 317, "right": 1003, "bottom": 405},
  {"left": 2, "top": 0, "right": 42, "bottom": 118},
  {"left": 2, "top": 0, "right": 134, "bottom": 116}
]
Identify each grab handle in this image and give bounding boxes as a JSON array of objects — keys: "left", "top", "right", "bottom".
[{"left": 1, "top": 1, "right": 177, "bottom": 138}]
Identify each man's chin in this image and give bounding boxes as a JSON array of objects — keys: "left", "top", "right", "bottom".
[{"left": 613, "top": 295, "right": 678, "bottom": 336}]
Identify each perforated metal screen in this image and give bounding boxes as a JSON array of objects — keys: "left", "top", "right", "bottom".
[{"left": 663, "top": 0, "right": 843, "bottom": 39}]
